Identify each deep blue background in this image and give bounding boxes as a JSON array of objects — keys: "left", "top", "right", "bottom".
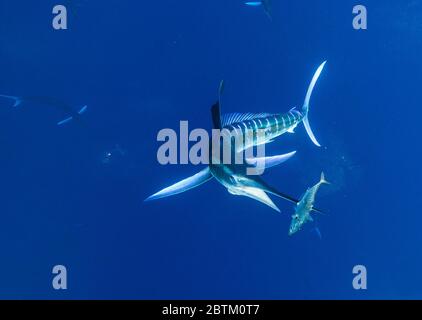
[{"left": 0, "top": 0, "right": 421, "bottom": 299}]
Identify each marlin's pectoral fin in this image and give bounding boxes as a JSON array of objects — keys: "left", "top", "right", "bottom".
[
  {"left": 145, "top": 167, "right": 213, "bottom": 201},
  {"left": 246, "top": 151, "right": 296, "bottom": 170}
]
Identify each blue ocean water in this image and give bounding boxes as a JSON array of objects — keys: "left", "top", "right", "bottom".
[{"left": 0, "top": 0, "right": 421, "bottom": 299}]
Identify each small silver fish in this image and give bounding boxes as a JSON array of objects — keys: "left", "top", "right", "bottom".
[{"left": 289, "top": 172, "right": 330, "bottom": 236}]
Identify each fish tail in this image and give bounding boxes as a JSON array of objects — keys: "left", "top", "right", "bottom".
[
  {"left": 0, "top": 94, "right": 23, "bottom": 107},
  {"left": 302, "top": 61, "right": 327, "bottom": 147},
  {"left": 320, "top": 172, "right": 330, "bottom": 185}
]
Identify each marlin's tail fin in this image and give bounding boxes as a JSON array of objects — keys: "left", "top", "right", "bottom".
[
  {"left": 302, "top": 61, "right": 327, "bottom": 147},
  {"left": 0, "top": 94, "right": 23, "bottom": 107},
  {"left": 320, "top": 172, "right": 330, "bottom": 185}
]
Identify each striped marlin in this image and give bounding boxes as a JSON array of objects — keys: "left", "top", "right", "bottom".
[
  {"left": 145, "top": 99, "right": 300, "bottom": 212},
  {"left": 145, "top": 62, "right": 327, "bottom": 212}
]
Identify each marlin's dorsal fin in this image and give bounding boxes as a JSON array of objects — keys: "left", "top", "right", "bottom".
[{"left": 221, "top": 112, "right": 272, "bottom": 127}]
